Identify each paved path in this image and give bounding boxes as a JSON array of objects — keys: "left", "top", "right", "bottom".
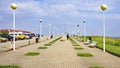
[{"left": 0, "top": 36, "right": 120, "bottom": 68}]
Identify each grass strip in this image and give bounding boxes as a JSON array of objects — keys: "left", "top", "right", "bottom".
[
  {"left": 0, "top": 65, "right": 19, "bottom": 68},
  {"left": 89, "top": 66, "right": 104, "bottom": 68},
  {"left": 72, "top": 44, "right": 80, "bottom": 46},
  {"left": 74, "top": 47, "right": 84, "bottom": 50},
  {"left": 38, "top": 47, "right": 47, "bottom": 49},
  {"left": 44, "top": 43, "right": 52, "bottom": 46},
  {"left": 77, "top": 53, "right": 93, "bottom": 57},
  {"left": 25, "top": 52, "right": 40, "bottom": 56}
]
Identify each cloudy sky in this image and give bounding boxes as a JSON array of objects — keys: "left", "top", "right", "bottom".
[{"left": 0, "top": 0, "right": 120, "bottom": 37}]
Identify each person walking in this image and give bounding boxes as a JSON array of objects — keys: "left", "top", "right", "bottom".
[
  {"left": 10, "top": 39, "right": 13, "bottom": 49},
  {"left": 66, "top": 33, "right": 69, "bottom": 40}
]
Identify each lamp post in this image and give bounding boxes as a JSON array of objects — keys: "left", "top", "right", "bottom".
[
  {"left": 101, "top": 4, "right": 107, "bottom": 52},
  {"left": 53, "top": 26, "right": 55, "bottom": 37},
  {"left": 11, "top": 3, "right": 17, "bottom": 51},
  {"left": 39, "top": 19, "right": 42, "bottom": 42},
  {"left": 77, "top": 25, "right": 79, "bottom": 40},
  {"left": 83, "top": 20, "right": 86, "bottom": 42},
  {"left": 49, "top": 24, "right": 52, "bottom": 39}
]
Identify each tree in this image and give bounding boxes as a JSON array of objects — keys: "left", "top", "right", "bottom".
[{"left": 0, "top": 30, "right": 9, "bottom": 34}]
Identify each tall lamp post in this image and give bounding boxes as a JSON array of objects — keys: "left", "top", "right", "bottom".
[
  {"left": 53, "top": 26, "right": 55, "bottom": 37},
  {"left": 101, "top": 4, "right": 107, "bottom": 52},
  {"left": 83, "top": 20, "right": 86, "bottom": 42},
  {"left": 77, "top": 25, "right": 79, "bottom": 40},
  {"left": 11, "top": 3, "right": 17, "bottom": 51},
  {"left": 39, "top": 19, "right": 42, "bottom": 42},
  {"left": 49, "top": 24, "right": 52, "bottom": 39}
]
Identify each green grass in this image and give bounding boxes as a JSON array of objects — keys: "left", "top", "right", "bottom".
[
  {"left": 77, "top": 36, "right": 120, "bottom": 57},
  {"left": 69, "top": 37, "right": 80, "bottom": 46},
  {"left": 72, "top": 44, "right": 80, "bottom": 46},
  {"left": 0, "top": 65, "right": 19, "bottom": 68},
  {"left": 60, "top": 39, "right": 65, "bottom": 42},
  {"left": 49, "top": 36, "right": 62, "bottom": 44},
  {"left": 49, "top": 37, "right": 62, "bottom": 43},
  {"left": 38, "top": 47, "right": 47, "bottom": 49},
  {"left": 89, "top": 66, "right": 104, "bottom": 68},
  {"left": 74, "top": 47, "right": 84, "bottom": 50},
  {"left": 44, "top": 43, "right": 52, "bottom": 46},
  {"left": 77, "top": 53, "right": 93, "bottom": 57},
  {"left": 91, "top": 36, "right": 120, "bottom": 57},
  {"left": 25, "top": 52, "right": 40, "bottom": 56}
]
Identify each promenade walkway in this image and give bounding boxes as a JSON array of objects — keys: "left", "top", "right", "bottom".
[{"left": 0, "top": 36, "right": 120, "bottom": 68}]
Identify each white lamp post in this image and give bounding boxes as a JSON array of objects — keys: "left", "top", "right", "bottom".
[
  {"left": 39, "top": 19, "right": 42, "bottom": 42},
  {"left": 11, "top": 3, "right": 17, "bottom": 51},
  {"left": 53, "top": 26, "right": 55, "bottom": 37},
  {"left": 49, "top": 24, "right": 52, "bottom": 39},
  {"left": 101, "top": 4, "right": 107, "bottom": 52},
  {"left": 83, "top": 20, "right": 86, "bottom": 42},
  {"left": 77, "top": 25, "right": 79, "bottom": 40}
]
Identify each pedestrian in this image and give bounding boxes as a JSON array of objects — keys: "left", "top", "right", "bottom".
[
  {"left": 66, "top": 33, "right": 69, "bottom": 40},
  {"left": 10, "top": 39, "right": 13, "bottom": 49},
  {"left": 50, "top": 35, "right": 53, "bottom": 39},
  {"left": 88, "top": 36, "right": 92, "bottom": 42}
]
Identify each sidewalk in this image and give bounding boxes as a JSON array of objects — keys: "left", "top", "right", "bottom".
[{"left": 0, "top": 36, "right": 120, "bottom": 68}]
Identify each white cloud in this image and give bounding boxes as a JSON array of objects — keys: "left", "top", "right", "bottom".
[
  {"left": 47, "top": 4, "right": 80, "bottom": 17},
  {"left": 0, "top": 0, "right": 117, "bottom": 18},
  {"left": 16, "top": 1, "right": 47, "bottom": 16}
]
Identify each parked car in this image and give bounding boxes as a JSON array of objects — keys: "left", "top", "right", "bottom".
[
  {"left": 9, "top": 34, "right": 18, "bottom": 40},
  {"left": 24, "top": 34, "right": 32, "bottom": 39},
  {"left": 0, "top": 34, "right": 13, "bottom": 41},
  {"left": 17, "top": 34, "right": 26, "bottom": 40},
  {"left": 0, "top": 36, "right": 7, "bottom": 42},
  {"left": 31, "top": 33, "right": 35, "bottom": 37},
  {"left": 9, "top": 34, "right": 25, "bottom": 40}
]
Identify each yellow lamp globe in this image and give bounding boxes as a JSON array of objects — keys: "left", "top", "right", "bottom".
[
  {"left": 11, "top": 3, "right": 17, "bottom": 10},
  {"left": 101, "top": 4, "right": 107, "bottom": 11}
]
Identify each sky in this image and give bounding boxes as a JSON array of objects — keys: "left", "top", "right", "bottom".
[{"left": 0, "top": 0, "right": 120, "bottom": 37}]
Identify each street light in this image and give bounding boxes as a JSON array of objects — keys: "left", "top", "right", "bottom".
[
  {"left": 77, "top": 25, "right": 79, "bottom": 40},
  {"left": 101, "top": 4, "right": 107, "bottom": 52},
  {"left": 11, "top": 3, "right": 17, "bottom": 51},
  {"left": 39, "top": 19, "right": 42, "bottom": 42},
  {"left": 48, "top": 24, "right": 52, "bottom": 39},
  {"left": 83, "top": 20, "right": 86, "bottom": 42},
  {"left": 53, "top": 26, "right": 55, "bottom": 37}
]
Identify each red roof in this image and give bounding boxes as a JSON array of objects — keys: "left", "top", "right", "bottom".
[{"left": 0, "top": 29, "right": 31, "bottom": 33}]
